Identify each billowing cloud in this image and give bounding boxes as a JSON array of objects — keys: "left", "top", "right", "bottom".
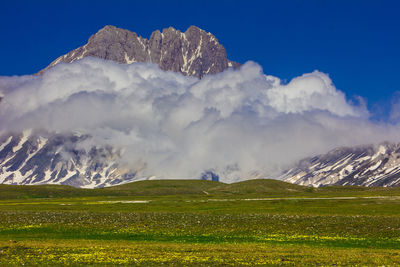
[{"left": 0, "top": 58, "right": 398, "bottom": 182}]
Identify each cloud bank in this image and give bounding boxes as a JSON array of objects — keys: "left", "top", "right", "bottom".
[{"left": 0, "top": 58, "right": 399, "bottom": 182}]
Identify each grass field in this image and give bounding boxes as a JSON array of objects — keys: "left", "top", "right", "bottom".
[{"left": 0, "top": 179, "right": 399, "bottom": 266}]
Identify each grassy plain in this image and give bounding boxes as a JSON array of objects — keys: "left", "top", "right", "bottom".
[{"left": 0, "top": 179, "right": 399, "bottom": 266}]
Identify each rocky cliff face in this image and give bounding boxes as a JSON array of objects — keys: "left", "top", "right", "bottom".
[
  {"left": 39, "top": 25, "right": 240, "bottom": 78},
  {"left": 282, "top": 143, "right": 400, "bottom": 187}
]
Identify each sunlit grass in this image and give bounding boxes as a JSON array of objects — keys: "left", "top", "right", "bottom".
[
  {"left": 1, "top": 240, "right": 399, "bottom": 266},
  {"left": 0, "top": 180, "right": 399, "bottom": 265}
]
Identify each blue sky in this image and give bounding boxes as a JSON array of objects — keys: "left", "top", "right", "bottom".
[{"left": 1, "top": 0, "right": 399, "bottom": 120}]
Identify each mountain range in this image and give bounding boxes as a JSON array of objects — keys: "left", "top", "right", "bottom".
[
  {"left": 1, "top": 25, "right": 399, "bottom": 188},
  {"left": 282, "top": 143, "right": 400, "bottom": 187},
  {"left": 0, "top": 130, "right": 140, "bottom": 187}
]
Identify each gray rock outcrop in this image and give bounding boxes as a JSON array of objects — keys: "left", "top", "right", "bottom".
[{"left": 39, "top": 25, "right": 240, "bottom": 78}]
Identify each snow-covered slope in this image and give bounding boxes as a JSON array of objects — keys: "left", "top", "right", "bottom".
[
  {"left": 0, "top": 131, "right": 137, "bottom": 188},
  {"left": 283, "top": 143, "right": 400, "bottom": 187},
  {"left": 3, "top": 130, "right": 400, "bottom": 188}
]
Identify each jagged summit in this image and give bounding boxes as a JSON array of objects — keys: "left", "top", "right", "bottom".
[{"left": 38, "top": 25, "right": 240, "bottom": 78}]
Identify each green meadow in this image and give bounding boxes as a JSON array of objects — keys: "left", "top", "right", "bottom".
[{"left": 0, "top": 179, "right": 399, "bottom": 266}]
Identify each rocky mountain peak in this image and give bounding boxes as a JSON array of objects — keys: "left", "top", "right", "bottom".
[{"left": 38, "top": 25, "right": 240, "bottom": 78}]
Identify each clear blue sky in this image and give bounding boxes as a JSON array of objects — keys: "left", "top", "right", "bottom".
[{"left": 1, "top": 0, "right": 399, "bottom": 120}]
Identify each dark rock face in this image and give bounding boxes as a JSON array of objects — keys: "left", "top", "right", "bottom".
[
  {"left": 283, "top": 143, "right": 400, "bottom": 187},
  {"left": 39, "top": 25, "right": 240, "bottom": 78},
  {"left": 201, "top": 170, "right": 219, "bottom": 182}
]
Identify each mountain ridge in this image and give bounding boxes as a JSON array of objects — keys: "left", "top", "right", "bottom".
[
  {"left": 38, "top": 25, "right": 240, "bottom": 78},
  {"left": 282, "top": 142, "right": 400, "bottom": 187},
  {"left": 2, "top": 129, "right": 400, "bottom": 188},
  {"left": 0, "top": 130, "right": 136, "bottom": 188}
]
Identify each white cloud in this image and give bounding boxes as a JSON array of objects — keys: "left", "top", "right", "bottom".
[
  {"left": 0, "top": 57, "right": 398, "bottom": 182},
  {"left": 266, "top": 71, "right": 367, "bottom": 117}
]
